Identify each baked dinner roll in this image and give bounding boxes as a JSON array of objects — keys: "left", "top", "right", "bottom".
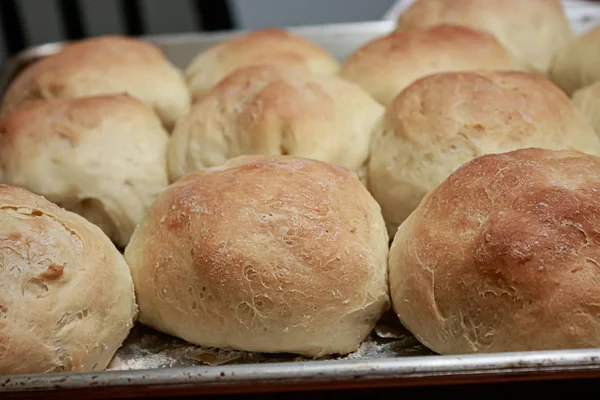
[
  {"left": 549, "top": 25, "right": 600, "bottom": 96},
  {"left": 368, "top": 71, "right": 600, "bottom": 236},
  {"left": 573, "top": 82, "right": 600, "bottom": 133},
  {"left": 0, "top": 94, "right": 169, "bottom": 248},
  {"left": 1, "top": 35, "right": 190, "bottom": 129},
  {"left": 185, "top": 29, "right": 340, "bottom": 100},
  {"left": 390, "top": 148, "right": 600, "bottom": 353},
  {"left": 168, "top": 64, "right": 383, "bottom": 182},
  {"left": 396, "top": 0, "right": 572, "bottom": 73},
  {"left": 125, "top": 155, "right": 389, "bottom": 357},
  {"left": 340, "top": 25, "right": 518, "bottom": 104},
  {"left": 0, "top": 185, "right": 136, "bottom": 374}
]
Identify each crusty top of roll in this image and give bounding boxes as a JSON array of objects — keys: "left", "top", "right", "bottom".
[
  {"left": 0, "top": 94, "right": 169, "bottom": 248},
  {"left": 367, "top": 71, "right": 600, "bottom": 235},
  {"left": 168, "top": 64, "right": 383, "bottom": 182},
  {"left": 549, "top": 25, "right": 600, "bottom": 96},
  {"left": 0, "top": 185, "right": 136, "bottom": 374},
  {"left": 389, "top": 148, "right": 600, "bottom": 354},
  {"left": 1, "top": 35, "right": 190, "bottom": 129},
  {"left": 185, "top": 29, "right": 340, "bottom": 100},
  {"left": 340, "top": 24, "right": 518, "bottom": 104},
  {"left": 396, "top": 0, "right": 572, "bottom": 73},
  {"left": 125, "top": 155, "right": 389, "bottom": 357}
]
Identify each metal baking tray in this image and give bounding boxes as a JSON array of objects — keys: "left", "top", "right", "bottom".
[{"left": 4, "top": 7, "right": 600, "bottom": 398}]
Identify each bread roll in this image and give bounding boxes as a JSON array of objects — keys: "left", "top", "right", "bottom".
[
  {"left": 0, "top": 185, "right": 136, "bottom": 374},
  {"left": 396, "top": 0, "right": 572, "bottom": 73},
  {"left": 549, "top": 26, "right": 600, "bottom": 96},
  {"left": 1, "top": 35, "right": 190, "bottom": 130},
  {"left": 185, "top": 29, "right": 340, "bottom": 100},
  {"left": 390, "top": 148, "right": 600, "bottom": 353},
  {"left": 368, "top": 71, "right": 600, "bottom": 236},
  {"left": 125, "top": 155, "right": 389, "bottom": 357},
  {"left": 0, "top": 94, "right": 169, "bottom": 248},
  {"left": 573, "top": 82, "right": 600, "bottom": 134},
  {"left": 340, "top": 25, "right": 518, "bottom": 104},
  {"left": 168, "top": 64, "right": 383, "bottom": 182}
]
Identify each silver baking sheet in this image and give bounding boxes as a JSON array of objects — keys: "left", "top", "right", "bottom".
[
  {"left": 105, "top": 312, "right": 431, "bottom": 371},
  {"left": 3, "top": 14, "right": 600, "bottom": 398}
]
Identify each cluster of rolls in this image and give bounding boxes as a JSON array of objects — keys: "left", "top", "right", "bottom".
[{"left": 2, "top": 0, "right": 600, "bottom": 375}]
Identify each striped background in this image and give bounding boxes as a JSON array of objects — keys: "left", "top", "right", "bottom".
[{"left": 0, "top": 0, "right": 395, "bottom": 65}]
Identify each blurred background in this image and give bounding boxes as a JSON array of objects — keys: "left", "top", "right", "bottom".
[{"left": 0, "top": 0, "right": 396, "bottom": 64}]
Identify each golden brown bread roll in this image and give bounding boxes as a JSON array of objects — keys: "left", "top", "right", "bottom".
[
  {"left": 185, "top": 29, "right": 340, "bottom": 101},
  {"left": 549, "top": 25, "right": 600, "bottom": 96},
  {"left": 0, "top": 185, "right": 136, "bottom": 374},
  {"left": 1, "top": 35, "right": 190, "bottom": 130},
  {"left": 0, "top": 94, "right": 169, "bottom": 248},
  {"left": 168, "top": 64, "right": 383, "bottom": 182},
  {"left": 390, "top": 148, "right": 600, "bottom": 353},
  {"left": 125, "top": 155, "right": 389, "bottom": 357},
  {"left": 367, "top": 71, "right": 600, "bottom": 236},
  {"left": 340, "top": 25, "right": 518, "bottom": 104},
  {"left": 573, "top": 82, "right": 600, "bottom": 134},
  {"left": 396, "top": 0, "right": 572, "bottom": 73}
]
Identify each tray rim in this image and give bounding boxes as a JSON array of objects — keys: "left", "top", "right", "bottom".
[{"left": 2, "top": 348, "right": 600, "bottom": 397}]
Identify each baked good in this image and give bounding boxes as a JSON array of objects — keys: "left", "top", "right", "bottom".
[
  {"left": 573, "top": 82, "right": 600, "bottom": 133},
  {"left": 396, "top": 0, "right": 573, "bottom": 73},
  {"left": 0, "top": 185, "right": 136, "bottom": 374},
  {"left": 340, "top": 25, "right": 518, "bottom": 104},
  {"left": 549, "top": 25, "right": 600, "bottom": 96},
  {"left": 168, "top": 64, "right": 383, "bottom": 182},
  {"left": 0, "top": 94, "right": 169, "bottom": 248},
  {"left": 0, "top": 35, "right": 190, "bottom": 130},
  {"left": 125, "top": 155, "right": 389, "bottom": 357},
  {"left": 389, "top": 148, "right": 600, "bottom": 353},
  {"left": 185, "top": 29, "right": 340, "bottom": 100},
  {"left": 368, "top": 71, "right": 600, "bottom": 236}
]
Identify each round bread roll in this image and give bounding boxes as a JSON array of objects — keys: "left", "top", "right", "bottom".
[
  {"left": 396, "top": 0, "right": 572, "bottom": 74},
  {"left": 1, "top": 35, "right": 190, "bottom": 130},
  {"left": 0, "top": 185, "right": 136, "bottom": 374},
  {"left": 0, "top": 94, "right": 169, "bottom": 248},
  {"left": 573, "top": 82, "right": 600, "bottom": 134},
  {"left": 368, "top": 71, "right": 600, "bottom": 236},
  {"left": 125, "top": 155, "right": 389, "bottom": 357},
  {"left": 168, "top": 64, "right": 383, "bottom": 182},
  {"left": 549, "top": 26, "right": 600, "bottom": 96},
  {"left": 390, "top": 148, "right": 600, "bottom": 353},
  {"left": 185, "top": 29, "right": 340, "bottom": 101},
  {"left": 340, "top": 25, "right": 518, "bottom": 104}
]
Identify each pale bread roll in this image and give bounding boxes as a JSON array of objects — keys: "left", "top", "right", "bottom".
[
  {"left": 1, "top": 35, "right": 190, "bottom": 130},
  {"left": 0, "top": 185, "right": 136, "bottom": 374},
  {"left": 549, "top": 25, "right": 600, "bottom": 96},
  {"left": 573, "top": 82, "right": 600, "bottom": 134},
  {"left": 396, "top": 0, "right": 572, "bottom": 73},
  {"left": 390, "top": 148, "right": 600, "bottom": 354},
  {"left": 0, "top": 94, "right": 169, "bottom": 248},
  {"left": 185, "top": 29, "right": 340, "bottom": 101},
  {"left": 368, "top": 71, "right": 600, "bottom": 236},
  {"left": 168, "top": 64, "right": 383, "bottom": 182},
  {"left": 340, "top": 25, "right": 519, "bottom": 104},
  {"left": 125, "top": 155, "right": 389, "bottom": 357}
]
